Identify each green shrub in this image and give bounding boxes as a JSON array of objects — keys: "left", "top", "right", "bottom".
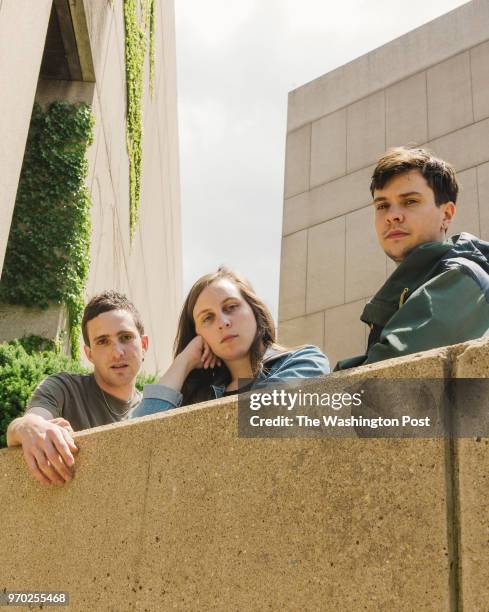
[
  {"left": 135, "top": 370, "right": 157, "bottom": 391},
  {"left": 16, "top": 334, "right": 58, "bottom": 354},
  {"left": 0, "top": 337, "right": 156, "bottom": 448},
  {"left": 0, "top": 339, "right": 86, "bottom": 448}
]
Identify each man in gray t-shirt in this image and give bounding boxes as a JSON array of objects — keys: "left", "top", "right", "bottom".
[
  {"left": 7, "top": 291, "right": 148, "bottom": 486},
  {"left": 27, "top": 372, "right": 141, "bottom": 431}
]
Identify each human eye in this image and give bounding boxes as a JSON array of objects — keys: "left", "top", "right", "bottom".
[
  {"left": 96, "top": 338, "right": 109, "bottom": 346},
  {"left": 201, "top": 313, "right": 213, "bottom": 324},
  {"left": 121, "top": 333, "right": 134, "bottom": 342},
  {"left": 375, "top": 202, "right": 388, "bottom": 211},
  {"left": 405, "top": 198, "right": 418, "bottom": 205},
  {"left": 225, "top": 302, "right": 239, "bottom": 311}
]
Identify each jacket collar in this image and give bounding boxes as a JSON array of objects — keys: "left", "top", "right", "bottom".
[
  {"left": 210, "top": 345, "right": 293, "bottom": 396},
  {"left": 362, "top": 239, "right": 452, "bottom": 327},
  {"left": 261, "top": 345, "right": 294, "bottom": 364}
]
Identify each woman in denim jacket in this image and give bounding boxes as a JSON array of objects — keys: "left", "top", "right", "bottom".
[{"left": 130, "top": 267, "right": 329, "bottom": 418}]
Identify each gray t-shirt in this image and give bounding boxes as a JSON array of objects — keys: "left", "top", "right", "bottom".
[{"left": 26, "top": 373, "right": 141, "bottom": 431}]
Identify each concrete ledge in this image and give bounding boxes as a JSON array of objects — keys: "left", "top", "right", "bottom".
[
  {"left": 452, "top": 338, "right": 489, "bottom": 611},
  {"left": 1, "top": 338, "right": 489, "bottom": 610}
]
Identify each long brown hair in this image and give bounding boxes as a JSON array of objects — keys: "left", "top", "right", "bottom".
[{"left": 174, "top": 266, "right": 281, "bottom": 405}]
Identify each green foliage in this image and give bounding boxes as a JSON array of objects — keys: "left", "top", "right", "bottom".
[
  {"left": 0, "top": 102, "right": 94, "bottom": 359},
  {"left": 0, "top": 338, "right": 87, "bottom": 448},
  {"left": 16, "top": 335, "right": 57, "bottom": 354},
  {"left": 149, "top": 0, "right": 156, "bottom": 97},
  {"left": 135, "top": 370, "right": 157, "bottom": 391},
  {"left": 123, "top": 0, "right": 156, "bottom": 240}
]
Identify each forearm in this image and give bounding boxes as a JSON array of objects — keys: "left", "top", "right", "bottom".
[
  {"left": 157, "top": 353, "right": 193, "bottom": 392},
  {"left": 130, "top": 356, "right": 193, "bottom": 419},
  {"left": 266, "top": 346, "right": 330, "bottom": 380}
]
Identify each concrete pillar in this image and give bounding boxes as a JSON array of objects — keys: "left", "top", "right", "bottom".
[{"left": 0, "top": 0, "right": 52, "bottom": 277}]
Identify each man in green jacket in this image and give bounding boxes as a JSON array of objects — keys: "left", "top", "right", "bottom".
[{"left": 336, "top": 146, "right": 489, "bottom": 370}]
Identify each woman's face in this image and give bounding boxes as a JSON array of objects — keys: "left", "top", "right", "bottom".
[{"left": 192, "top": 278, "right": 257, "bottom": 362}]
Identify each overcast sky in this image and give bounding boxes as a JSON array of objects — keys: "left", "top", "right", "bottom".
[{"left": 174, "top": 0, "right": 469, "bottom": 318}]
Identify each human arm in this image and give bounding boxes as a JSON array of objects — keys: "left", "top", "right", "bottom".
[
  {"left": 265, "top": 345, "right": 330, "bottom": 381},
  {"left": 129, "top": 335, "right": 219, "bottom": 418},
  {"left": 6, "top": 407, "right": 78, "bottom": 486}
]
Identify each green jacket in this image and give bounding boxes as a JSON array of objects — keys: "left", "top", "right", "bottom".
[{"left": 336, "top": 233, "right": 489, "bottom": 370}]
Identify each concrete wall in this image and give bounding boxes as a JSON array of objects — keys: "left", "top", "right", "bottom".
[
  {"left": 0, "top": 304, "right": 66, "bottom": 346},
  {"left": 78, "top": 0, "right": 182, "bottom": 374},
  {"left": 1, "top": 338, "right": 488, "bottom": 610},
  {"left": 278, "top": 0, "right": 489, "bottom": 367},
  {"left": 0, "top": 0, "right": 182, "bottom": 374},
  {"left": 0, "top": 0, "right": 52, "bottom": 275}
]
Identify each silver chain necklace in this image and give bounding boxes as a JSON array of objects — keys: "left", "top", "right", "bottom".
[{"left": 99, "top": 386, "right": 133, "bottom": 419}]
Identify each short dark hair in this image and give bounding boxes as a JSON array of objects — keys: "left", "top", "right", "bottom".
[
  {"left": 82, "top": 290, "right": 144, "bottom": 346},
  {"left": 370, "top": 147, "right": 459, "bottom": 205}
]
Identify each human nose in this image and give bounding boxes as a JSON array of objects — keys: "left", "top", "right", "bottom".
[
  {"left": 218, "top": 313, "right": 231, "bottom": 329},
  {"left": 386, "top": 204, "right": 404, "bottom": 224},
  {"left": 112, "top": 341, "right": 125, "bottom": 358}
]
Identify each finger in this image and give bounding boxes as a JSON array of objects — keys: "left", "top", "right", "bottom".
[
  {"left": 46, "top": 432, "right": 75, "bottom": 476},
  {"left": 32, "top": 448, "right": 65, "bottom": 485},
  {"left": 43, "top": 436, "right": 73, "bottom": 481},
  {"left": 204, "top": 348, "right": 215, "bottom": 369},
  {"left": 201, "top": 342, "right": 210, "bottom": 363},
  {"left": 23, "top": 449, "right": 51, "bottom": 486},
  {"left": 202, "top": 348, "right": 213, "bottom": 368},
  {"left": 60, "top": 428, "right": 78, "bottom": 453},
  {"left": 52, "top": 424, "right": 78, "bottom": 453},
  {"left": 51, "top": 418, "right": 74, "bottom": 433},
  {"left": 50, "top": 452, "right": 73, "bottom": 482}
]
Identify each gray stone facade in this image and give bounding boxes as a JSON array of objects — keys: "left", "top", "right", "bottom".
[{"left": 279, "top": 0, "right": 489, "bottom": 367}]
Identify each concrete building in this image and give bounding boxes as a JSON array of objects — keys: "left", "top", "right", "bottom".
[
  {"left": 0, "top": 0, "right": 181, "bottom": 374},
  {"left": 278, "top": 0, "right": 489, "bottom": 367}
]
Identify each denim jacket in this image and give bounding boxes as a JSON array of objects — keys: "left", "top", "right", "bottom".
[{"left": 129, "top": 344, "right": 330, "bottom": 418}]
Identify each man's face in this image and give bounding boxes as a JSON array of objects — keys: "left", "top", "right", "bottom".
[
  {"left": 373, "top": 170, "right": 456, "bottom": 263},
  {"left": 83, "top": 309, "right": 148, "bottom": 396}
]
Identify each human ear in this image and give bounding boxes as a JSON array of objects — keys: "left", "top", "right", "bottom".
[
  {"left": 442, "top": 202, "right": 456, "bottom": 230},
  {"left": 141, "top": 335, "right": 149, "bottom": 352},
  {"left": 83, "top": 344, "right": 93, "bottom": 364}
]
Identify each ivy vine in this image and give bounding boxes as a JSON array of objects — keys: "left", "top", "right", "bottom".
[
  {"left": 149, "top": 0, "right": 156, "bottom": 97},
  {"left": 123, "top": 0, "right": 156, "bottom": 240},
  {"left": 0, "top": 102, "right": 94, "bottom": 359}
]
